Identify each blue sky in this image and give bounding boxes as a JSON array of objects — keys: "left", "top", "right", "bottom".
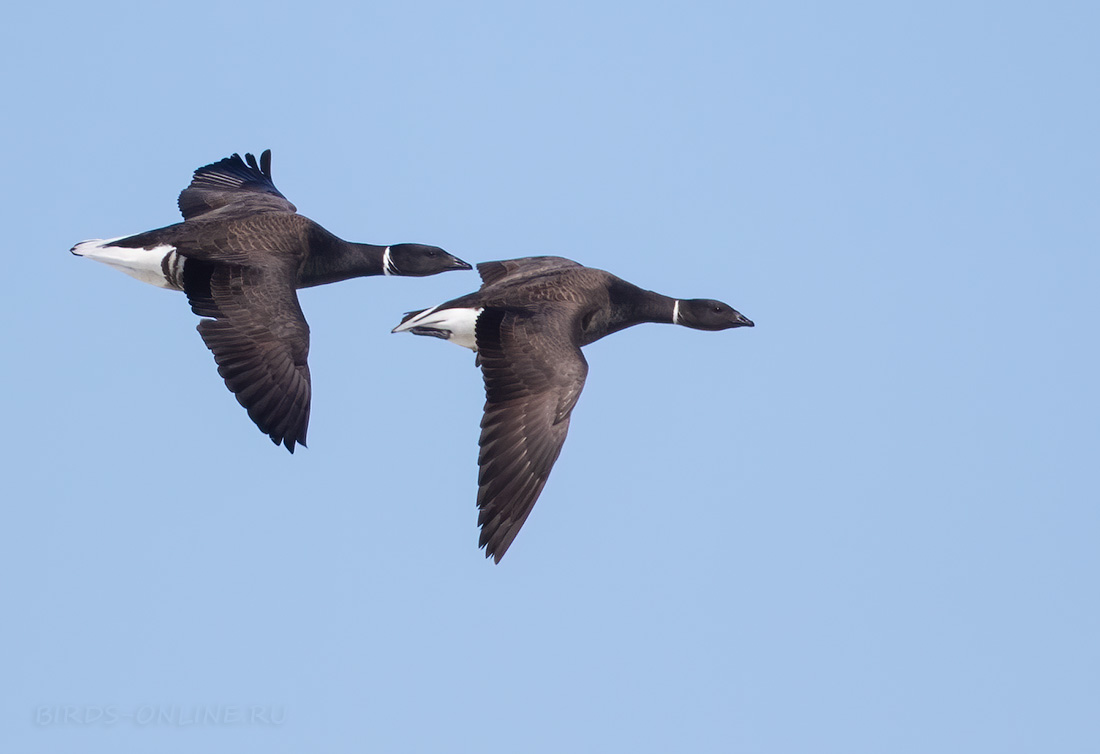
[{"left": 2, "top": 1, "right": 1097, "bottom": 752}]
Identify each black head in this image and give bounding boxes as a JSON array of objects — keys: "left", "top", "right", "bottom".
[
  {"left": 386, "top": 244, "right": 472, "bottom": 276},
  {"left": 675, "top": 299, "right": 754, "bottom": 330}
]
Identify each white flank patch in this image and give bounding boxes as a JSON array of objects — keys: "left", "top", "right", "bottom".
[
  {"left": 393, "top": 305, "right": 483, "bottom": 351},
  {"left": 71, "top": 237, "right": 180, "bottom": 290},
  {"left": 672, "top": 299, "right": 681, "bottom": 325}
]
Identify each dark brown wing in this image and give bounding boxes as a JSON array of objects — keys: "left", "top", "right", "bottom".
[
  {"left": 182, "top": 257, "right": 311, "bottom": 452},
  {"left": 178, "top": 150, "right": 297, "bottom": 221},
  {"left": 474, "top": 307, "right": 588, "bottom": 562},
  {"left": 476, "top": 257, "right": 583, "bottom": 287}
]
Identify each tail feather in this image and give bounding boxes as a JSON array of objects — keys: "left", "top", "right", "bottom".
[
  {"left": 391, "top": 305, "right": 481, "bottom": 351},
  {"left": 71, "top": 237, "right": 122, "bottom": 256},
  {"left": 70, "top": 236, "right": 180, "bottom": 290},
  {"left": 395, "top": 308, "right": 429, "bottom": 328}
]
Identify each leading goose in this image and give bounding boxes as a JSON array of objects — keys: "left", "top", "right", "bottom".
[
  {"left": 72, "top": 150, "right": 470, "bottom": 452},
  {"left": 392, "top": 256, "right": 753, "bottom": 562}
]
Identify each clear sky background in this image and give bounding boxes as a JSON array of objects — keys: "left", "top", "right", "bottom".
[{"left": 2, "top": 1, "right": 1097, "bottom": 752}]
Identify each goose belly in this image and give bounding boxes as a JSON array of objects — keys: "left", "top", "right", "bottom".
[{"left": 71, "top": 237, "right": 186, "bottom": 290}]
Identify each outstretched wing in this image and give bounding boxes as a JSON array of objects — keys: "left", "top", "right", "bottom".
[
  {"left": 182, "top": 257, "right": 311, "bottom": 452},
  {"left": 178, "top": 150, "right": 297, "bottom": 221},
  {"left": 474, "top": 306, "right": 588, "bottom": 562}
]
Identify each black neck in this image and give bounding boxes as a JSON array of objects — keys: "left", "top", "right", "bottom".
[
  {"left": 613, "top": 279, "right": 676, "bottom": 322},
  {"left": 588, "top": 280, "right": 677, "bottom": 342},
  {"left": 299, "top": 227, "right": 387, "bottom": 288}
]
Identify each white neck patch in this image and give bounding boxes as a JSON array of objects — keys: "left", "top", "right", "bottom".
[
  {"left": 382, "top": 246, "right": 395, "bottom": 276},
  {"left": 672, "top": 299, "right": 681, "bottom": 325}
]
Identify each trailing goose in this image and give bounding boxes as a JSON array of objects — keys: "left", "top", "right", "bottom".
[
  {"left": 393, "top": 256, "right": 753, "bottom": 561},
  {"left": 72, "top": 150, "right": 470, "bottom": 452}
]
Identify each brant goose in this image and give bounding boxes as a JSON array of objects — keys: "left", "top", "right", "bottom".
[
  {"left": 392, "top": 256, "right": 753, "bottom": 561},
  {"left": 72, "top": 150, "right": 470, "bottom": 452}
]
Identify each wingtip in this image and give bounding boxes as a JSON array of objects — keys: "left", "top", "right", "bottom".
[
  {"left": 480, "top": 536, "right": 510, "bottom": 564},
  {"left": 273, "top": 433, "right": 307, "bottom": 454}
]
